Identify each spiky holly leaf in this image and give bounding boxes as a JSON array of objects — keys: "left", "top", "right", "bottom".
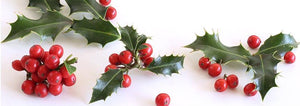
[
  {"left": 71, "top": 18, "right": 119, "bottom": 45},
  {"left": 248, "top": 54, "right": 280, "bottom": 100},
  {"left": 119, "top": 26, "right": 147, "bottom": 54},
  {"left": 65, "top": 0, "right": 107, "bottom": 19},
  {"left": 2, "top": 11, "right": 72, "bottom": 43},
  {"left": 28, "top": 0, "right": 62, "bottom": 12},
  {"left": 185, "top": 32, "right": 251, "bottom": 64},
  {"left": 90, "top": 69, "right": 123, "bottom": 103},
  {"left": 145, "top": 55, "right": 184, "bottom": 76},
  {"left": 255, "top": 33, "right": 298, "bottom": 57}
]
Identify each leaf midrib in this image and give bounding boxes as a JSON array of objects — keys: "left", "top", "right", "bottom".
[
  {"left": 202, "top": 45, "right": 249, "bottom": 61},
  {"left": 101, "top": 69, "right": 121, "bottom": 91},
  {"left": 256, "top": 43, "right": 296, "bottom": 55},
  {"left": 83, "top": 0, "right": 103, "bottom": 19},
  {"left": 76, "top": 27, "right": 119, "bottom": 38},
  {"left": 147, "top": 60, "right": 182, "bottom": 71}
]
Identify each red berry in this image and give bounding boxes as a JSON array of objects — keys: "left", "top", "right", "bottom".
[
  {"left": 37, "top": 65, "right": 50, "bottom": 79},
  {"left": 284, "top": 51, "right": 296, "bottom": 63},
  {"left": 29, "top": 45, "right": 44, "bottom": 59},
  {"left": 105, "top": 6, "right": 117, "bottom": 20},
  {"left": 139, "top": 43, "right": 153, "bottom": 59},
  {"left": 122, "top": 74, "right": 131, "bottom": 88},
  {"left": 47, "top": 71, "right": 62, "bottom": 85},
  {"left": 109, "top": 53, "right": 120, "bottom": 65},
  {"left": 41, "top": 51, "right": 49, "bottom": 62},
  {"left": 226, "top": 74, "right": 239, "bottom": 88},
  {"left": 31, "top": 73, "right": 44, "bottom": 83},
  {"left": 49, "top": 45, "right": 64, "bottom": 58},
  {"left": 49, "top": 84, "right": 63, "bottom": 96},
  {"left": 21, "top": 80, "right": 35, "bottom": 95},
  {"left": 155, "top": 93, "right": 170, "bottom": 106},
  {"left": 105, "top": 64, "right": 117, "bottom": 72},
  {"left": 12, "top": 60, "right": 24, "bottom": 71},
  {"left": 35, "top": 83, "right": 48, "bottom": 98},
  {"left": 21, "top": 55, "right": 30, "bottom": 68},
  {"left": 198, "top": 57, "right": 211, "bottom": 70},
  {"left": 99, "top": 0, "right": 111, "bottom": 6},
  {"left": 59, "top": 66, "right": 72, "bottom": 78},
  {"left": 244, "top": 83, "right": 257, "bottom": 96},
  {"left": 208, "top": 63, "right": 222, "bottom": 77},
  {"left": 214, "top": 79, "right": 227, "bottom": 92},
  {"left": 63, "top": 74, "right": 76, "bottom": 86},
  {"left": 44, "top": 54, "right": 60, "bottom": 69},
  {"left": 24, "top": 58, "right": 40, "bottom": 73},
  {"left": 143, "top": 57, "right": 153, "bottom": 67},
  {"left": 247, "top": 35, "right": 261, "bottom": 49},
  {"left": 119, "top": 50, "right": 133, "bottom": 64}
]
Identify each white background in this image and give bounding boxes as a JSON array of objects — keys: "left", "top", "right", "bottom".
[{"left": 1, "top": 0, "right": 300, "bottom": 106}]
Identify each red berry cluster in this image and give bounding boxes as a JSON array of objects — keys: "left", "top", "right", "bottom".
[
  {"left": 105, "top": 43, "right": 154, "bottom": 88},
  {"left": 11, "top": 45, "right": 77, "bottom": 98},
  {"left": 99, "top": 0, "right": 117, "bottom": 20}
]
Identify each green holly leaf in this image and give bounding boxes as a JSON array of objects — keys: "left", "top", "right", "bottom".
[
  {"left": 90, "top": 69, "right": 123, "bottom": 103},
  {"left": 255, "top": 33, "right": 298, "bottom": 57},
  {"left": 28, "top": 0, "right": 62, "bottom": 12},
  {"left": 119, "top": 26, "right": 147, "bottom": 54},
  {"left": 145, "top": 55, "right": 184, "bottom": 76},
  {"left": 63, "top": 54, "right": 78, "bottom": 75},
  {"left": 185, "top": 32, "right": 251, "bottom": 64},
  {"left": 248, "top": 54, "right": 280, "bottom": 100},
  {"left": 65, "top": 0, "right": 107, "bottom": 19},
  {"left": 71, "top": 18, "right": 120, "bottom": 45},
  {"left": 2, "top": 11, "right": 72, "bottom": 43}
]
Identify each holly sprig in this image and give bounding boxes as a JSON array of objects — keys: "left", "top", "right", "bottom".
[
  {"left": 2, "top": 0, "right": 119, "bottom": 46},
  {"left": 90, "top": 26, "right": 185, "bottom": 103},
  {"left": 185, "top": 32, "right": 299, "bottom": 100}
]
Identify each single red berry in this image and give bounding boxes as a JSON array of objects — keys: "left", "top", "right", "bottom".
[
  {"left": 24, "top": 58, "right": 40, "bottom": 73},
  {"left": 105, "top": 6, "right": 117, "bottom": 20},
  {"left": 29, "top": 45, "right": 44, "bottom": 59},
  {"left": 155, "top": 93, "right": 170, "bottom": 106},
  {"left": 139, "top": 43, "right": 153, "bottom": 59},
  {"left": 44, "top": 54, "right": 60, "bottom": 69},
  {"left": 37, "top": 65, "right": 50, "bottom": 79},
  {"left": 21, "top": 55, "right": 30, "bottom": 68},
  {"left": 35, "top": 83, "right": 48, "bottom": 98},
  {"left": 226, "top": 74, "right": 239, "bottom": 88},
  {"left": 143, "top": 57, "right": 153, "bottom": 67},
  {"left": 247, "top": 35, "right": 261, "bottom": 49},
  {"left": 122, "top": 74, "right": 131, "bottom": 88},
  {"left": 104, "top": 64, "right": 118, "bottom": 72},
  {"left": 49, "top": 84, "right": 63, "bottom": 96},
  {"left": 21, "top": 80, "right": 36, "bottom": 95},
  {"left": 59, "top": 66, "right": 72, "bottom": 78},
  {"left": 244, "top": 83, "right": 257, "bottom": 96},
  {"left": 63, "top": 74, "right": 76, "bottom": 86},
  {"left": 31, "top": 73, "right": 44, "bottom": 83},
  {"left": 41, "top": 51, "right": 49, "bottom": 63},
  {"left": 49, "top": 45, "right": 64, "bottom": 58},
  {"left": 284, "top": 51, "right": 296, "bottom": 63},
  {"left": 214, "top": 79, "right": 228, "bottom": 92},
  {"left": 12, "top": 60, "right": 24, "bottom": 71},
  {"left": 198, "top": 57, "right": 211, "bottom": 70},
  {"left": 109, "top": 53, "right": 121, "bottom": 65},
  {"left": 47, "top": 71, "right": 62, "bottom": 85},
  {"left": 119, "top": 50, "right": 133, "bottom": 64},
  {"left": 99, "top": 0, "right": 111, "bottom": 6},
  {"left": 208, "top": 63, "right": 222, "bottom": 77}
]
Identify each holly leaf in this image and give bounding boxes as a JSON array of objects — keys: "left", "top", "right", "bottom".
[
  {"left": 248, "top": 54, "right": 280, "bottom": 100},
  {"left": 145, "top": 55, "right": 184, "bottom": 76},
  {"left": 90, "top": 69, "right": 123, "bottom": 103},
  {"left": 255, "top": 33, "right": 298, "bottom": 57},
  {"left": 119, "top": 26, "right": 147, "bottom": 54},
  {"left": 65, "top": 0, "right": 107, "bottom": 19},
  {"left": 71, "top": 18, "right": 120, "bottom": 45},
  {"left": 28, "top": 0, "right": 62, "bottom": 12},
  {"left": 63, "top": 55, "right": 78, "bottom": 75},
  {"left": 185, "top": 32, "right": 251, "bottom": 64},
  {"left": 2, "top": 11, "right": 72, "bottom": 43}
]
